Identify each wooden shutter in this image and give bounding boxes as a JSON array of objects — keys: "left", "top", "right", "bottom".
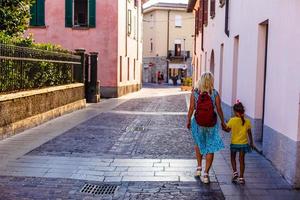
[
  {"left": 195, "top": 10, "right": 199, "bottom": 35},
  {"left": 89, "top": 0, "right": 96, "bottom": 27},
  {"left": 199, "top": 4, "right": 203, "bottom": 32},
  {"left": 36, "top": 0, "right": 45, "bottom": 26},
  {"left": 65, "top": 0, "right": 73, "bottom": 27},
  {"left": 30, "top": 2, "right": 37, "bottom": 26},
  {"left": 210, "top": 0, "right": 216, "bottom": 18},
  {"left": 203, "top": 0, "right": 208, "bottom": 26}
]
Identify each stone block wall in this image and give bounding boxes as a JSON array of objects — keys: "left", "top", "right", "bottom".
[{"left": 0, "top": 83, "right": 86, "bottom": 139}]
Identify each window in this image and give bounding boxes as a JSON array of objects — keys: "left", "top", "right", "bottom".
[
  {"left": 225, "top": 0, "right": 230, "bottom": 36},
  {"left": 30, "top": 0, "right": 45, "bottom": 26},
  {"left": 195, "top": 10, "right": 199, "bottom": 35},
  {"left": 150, "top": 39, "right": 153, "bottom": 52},
  {"left": 65, "top": 0, "right": 96, "bottom": 28},
  {"left": 210, "top": 0, "right": 216, "bottom": 18},
  {"left": 175, "top": 44, "right": 181, "bottom": 56},
  {"left": 128, "top": 9, "right": 132, "bottom": 35},
  {"left": 150, "top": 14, "right": 154, "bottom": 28},
  {"left": 219, "top": 0, "right": 225, "bottom": 7},
  {"left": 74, "top": 0, "right": 88, "bottom": 26},
  {"left": 175, "top": 15, "right": 182, "bottom": 27},
  {"left": 204, "top": 0, "right": 208, "bottom": 26},
  {"left": 134, "top": 0, "right": 138, "bottom": 7}
]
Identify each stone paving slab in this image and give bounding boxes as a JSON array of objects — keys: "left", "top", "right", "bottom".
[
  {"left": 0, "top": 176, "right": 225, "bottom": 200},
  {"left": 0, "top": 156, "right": 217, "bottom": 183}
]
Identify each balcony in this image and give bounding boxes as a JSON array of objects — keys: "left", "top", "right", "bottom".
[{"left": 167, "top": 50, "right": 190, "bottom": 62}]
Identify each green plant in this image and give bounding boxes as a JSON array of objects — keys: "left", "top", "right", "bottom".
[{"left": 0, "top": 0, "right": 35, "bottom": 36}]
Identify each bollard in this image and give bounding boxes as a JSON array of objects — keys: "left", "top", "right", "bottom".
[
  {"left": 88, "top": 52, "right": 100, "bottom": 103},
  {"left": 74, "top": 49, "right": 86, "bottom": 83}
]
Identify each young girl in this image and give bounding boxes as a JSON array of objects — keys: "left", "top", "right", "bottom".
[{"left": 223, "top": 101, "right": 254, "bottom": 184}]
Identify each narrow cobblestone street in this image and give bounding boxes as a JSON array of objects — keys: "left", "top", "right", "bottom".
[{"left": 0, "top": 85, "right": 299, "bottom": 199}]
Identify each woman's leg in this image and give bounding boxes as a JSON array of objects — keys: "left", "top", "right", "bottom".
[
  {"left": 231, "top": 151, "right": 237, "bottom": 172},
  {"left": 195, "top": 146, "right": 203, "bottom": 168},
  {"left": 239, "top": 151, "right": 245, "bottom": 178},
  {"left": 204, "top": 153, "right": 214, "bottom": 174}
]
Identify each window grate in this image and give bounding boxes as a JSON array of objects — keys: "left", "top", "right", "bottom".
[{"left": 80, "top": 184, "right": 118, "bottom": 195}]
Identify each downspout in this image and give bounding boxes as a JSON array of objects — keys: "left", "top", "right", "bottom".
[
  {"left": 167, "top": 10, "right": 170, "bottom": 82},
  {"left": 125, "top": 0, "right": 128, "bottom": 56}
]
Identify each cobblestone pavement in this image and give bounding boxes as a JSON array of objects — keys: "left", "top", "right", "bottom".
[{"left": 0, "top": 85, "right": 299, "bottom": 199}]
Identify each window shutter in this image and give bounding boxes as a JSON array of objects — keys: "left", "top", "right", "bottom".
[
  {"left": 199, "top": 5, "right": 203, "bottom": 32},
  {"left": 65, "top": 0, "right": 73, "bottom": 27},
  {"left": 204, "top": 0, "right": 208, "bottom": 26},
  {"left": 36, "top": 0, "right": 45, "bottom": 26},
  {"left": 195, "top": 10, "right": 199, "bottom": 35},
  {"left": 30, "top": 2, "right": 37, "bottom": 26},
  {"left": 210, "top": 0, "right": 216, "bottom": 18},
  {"left": 89, "top": 0, "right": 96, "bottom": 27}
]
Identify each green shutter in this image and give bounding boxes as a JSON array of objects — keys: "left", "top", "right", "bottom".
[
  {"left": 36, "top": 0, "right": 45, "bottom": 26},
  {"left": 30, "top": 2, "right": 37, "bottom": 26},
  {"left": 65, "top": 0, "right": 73, "bottom": 27},
  {"left": 89, "top": 0, "right": 96, "bottom": 27}
]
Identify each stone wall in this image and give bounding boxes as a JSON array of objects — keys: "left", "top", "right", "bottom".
[
  {"left": 0, "top": 83, "right": 86, "bottom": 140},
  {"left": 100, "top": 84, "right": 141, "bottom": 98}
]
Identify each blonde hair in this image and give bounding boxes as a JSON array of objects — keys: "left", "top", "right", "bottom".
[{"left": 196, "top": 72, "right": 214, "bottom": 92}]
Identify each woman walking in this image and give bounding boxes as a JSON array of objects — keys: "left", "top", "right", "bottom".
[{"left": 187, "top": 72, "right": 225, "bottom": 184}]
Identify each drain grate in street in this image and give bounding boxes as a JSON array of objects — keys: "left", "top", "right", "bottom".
[
  {"left": 80, "top": 184, "right": 118, "bottom": 195},
  {"left": 133, "top": 126, "right": 145, "bottom": 132}
]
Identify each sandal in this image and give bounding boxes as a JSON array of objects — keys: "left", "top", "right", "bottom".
[
  {"left": 194, "top": 166, "right": 202, "bottom": 177},
  {"left": 232, "top": 171, "right": 239, "bottom": 183},
  {"left": 201, "top": 172, "right": 210, "bottom": 184},
  {"left": 238, "top": 177, "right": 245, "bottom": 184}
]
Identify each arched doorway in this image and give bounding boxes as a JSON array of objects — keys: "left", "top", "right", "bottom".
[{"left": 210, "top": 50, "right": 215, "bottom": 75}]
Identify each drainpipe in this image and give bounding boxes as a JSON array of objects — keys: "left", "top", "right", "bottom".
[{"left": 166, "top": 10, "right": 170, "bottom": 83}]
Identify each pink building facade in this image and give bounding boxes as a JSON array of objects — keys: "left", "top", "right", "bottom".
[
  {"left": 27, "top": 0, "right": 143, "bottom": 98},
  {"left": 188, "top": 0, "right": 300, "bottom": 188}
]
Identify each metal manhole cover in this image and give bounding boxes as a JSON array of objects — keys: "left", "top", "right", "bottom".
[{"left": 80, "top": 184, "right": 118, "bottom": 195}]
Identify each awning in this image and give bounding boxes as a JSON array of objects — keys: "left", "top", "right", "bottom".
[{"left": 169, "top": 63, "right": 188, "bottom": 69}]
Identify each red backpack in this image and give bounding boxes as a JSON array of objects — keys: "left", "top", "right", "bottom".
[{"left": 194, "top": 90, "right": 217, "bottom": 127}]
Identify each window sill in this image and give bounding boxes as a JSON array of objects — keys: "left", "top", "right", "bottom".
[
  {"left": 29, "top": 25, "right": 47, "bottom": 28},
  {"left": 72, "top": 26, "right": 90, "bottom": 30},
  {"left": 175, "top": 26, "right": 182, "bottom": 28}
]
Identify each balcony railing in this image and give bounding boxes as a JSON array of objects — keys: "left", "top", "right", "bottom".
[{"left": 167, "top": 50, "right": 190, "bottom": 61}]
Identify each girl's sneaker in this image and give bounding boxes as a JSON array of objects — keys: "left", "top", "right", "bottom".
[
  {"left": 194, "top": 167, "right": 202, "bottom": 177},
  {"left": 238, "top": 177, "right": 245, "bottom": 185},
  {"left": 201, "top": 172, "right": 210, "bottom": 184},
  {"left": 232, "top": 171, "right": 239, "bottom": 183}
]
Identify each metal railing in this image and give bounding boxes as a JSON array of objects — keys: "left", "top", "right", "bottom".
[
  {"left": 168, "top": 50, "right": 190, "bottom": 60},
  {"left": 0, "top": 43, "right": 82, "bottom": 93}
]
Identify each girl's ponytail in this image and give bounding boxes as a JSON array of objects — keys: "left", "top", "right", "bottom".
[
  {"left": 233, "top": 102, "right": 245, "bottom": 126},
  {"left": 240, "top": 113, "right": 245, "bottom": 126}
]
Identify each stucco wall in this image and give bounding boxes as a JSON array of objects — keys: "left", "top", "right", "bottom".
[
  {"left": 193, "top": 0, "right": 300, "bottom": 142},
  {"left": 27, "top": 0, "right": 118, "bottom": 88},
  {"left": 143, "top": 8, "right": 194, "bottom": 58},
  {"left": 118, "top": 0, "right": 143, "bottom": 89}
]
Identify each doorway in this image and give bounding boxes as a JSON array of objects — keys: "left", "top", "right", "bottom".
[
  {"left": 175, "top": 44, "right": 181, "bottom": 56},
  {"left": 255, "top": 20, "right": 269, "bottom": 143},
  {"left": 232, "top": 35, "right": 239, "bottom": 105}
]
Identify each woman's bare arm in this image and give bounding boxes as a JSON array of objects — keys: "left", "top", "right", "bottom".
[
  {"left": 215, "top": 93, "right": 226, "bottom": 128},
  {"left": 186, "top": 93, "right": 195, "bottom": 129}
]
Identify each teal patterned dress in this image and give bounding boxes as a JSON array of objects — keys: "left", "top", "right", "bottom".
[{"left": 190, "top": 89, "right": 224, "bottom": 155}]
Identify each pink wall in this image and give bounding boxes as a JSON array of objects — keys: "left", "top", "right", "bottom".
[{"left": 26, "top": 0, "right": 118, "bottom": 87}]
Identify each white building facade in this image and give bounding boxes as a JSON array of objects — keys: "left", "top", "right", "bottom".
[{"left": 188, "top": 0, "right": 300, "bottom": 187}]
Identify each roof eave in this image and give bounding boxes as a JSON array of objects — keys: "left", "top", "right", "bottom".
[{"left": 187, "top": 0, "right": 196, "bottom": 12}]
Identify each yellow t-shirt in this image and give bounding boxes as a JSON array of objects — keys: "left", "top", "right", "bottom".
[{"left": 227, "top": 117, "right": 251, "bottom": 145}]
